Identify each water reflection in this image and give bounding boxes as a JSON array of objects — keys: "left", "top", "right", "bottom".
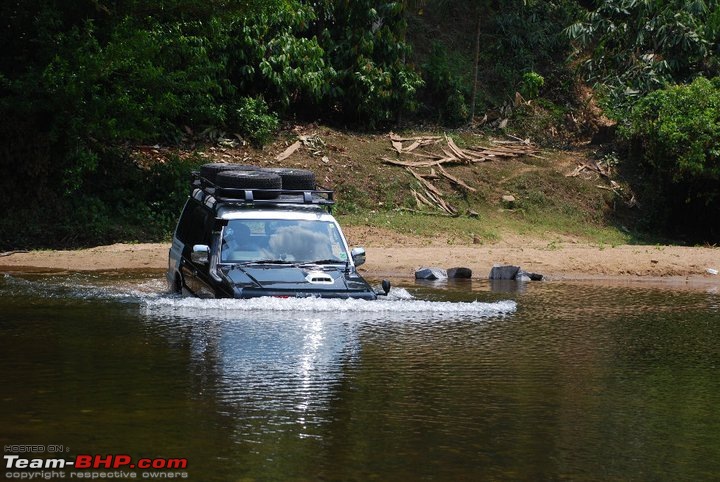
[{"left": 139, "top": 293, "right": 515, "bottom": 447}]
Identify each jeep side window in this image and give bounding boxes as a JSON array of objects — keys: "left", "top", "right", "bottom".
[{"left": 175, "top": 200, "right": 210, "bottom": 246}]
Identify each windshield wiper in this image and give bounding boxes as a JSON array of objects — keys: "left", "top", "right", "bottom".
[
  {"left": 242, "top": 259, "right": 297, "bottom": 265},
  {"left": 306, "top": 259, "right": 343, "bottom": 265}
]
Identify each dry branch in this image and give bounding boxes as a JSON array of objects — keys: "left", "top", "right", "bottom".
[
  {"left": 382, "top": 157, "right": 446, "bottom": 168},
  {"left": 404, "top": 141, "right": 421, "bottom": 152},
  {"left": 406, "top": 168, "right": 458, "bottom": 215},
  {"left": 406, "top": 168, "right": 445, "bottom": 198},
  {"left": 566, "top": 161, "right": 611, "bottom": 179},
  {"left": 437, "top": 164, "right": 477, "bottom": 192},
  {"left": 446, "top": 137, "right": 471, "bottom": 162},
  {"left": 390, "top": 133, "right": 442, "bottom": 142},
  {"left": 275, "top": 140, "right": 302, "bottom": 161},
  {"left": 411, "top": 188, "right": 435, "bottom": 208},
  {"left": 410, "top": 151, "right": 446, "bottom": 160}
]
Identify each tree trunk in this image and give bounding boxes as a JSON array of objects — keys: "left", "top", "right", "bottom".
[{"left": 469, "top": 14, "right": 481, "bottom": 124}]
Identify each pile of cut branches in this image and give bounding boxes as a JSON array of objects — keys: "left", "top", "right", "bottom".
[{"left": 383, "top": 133, "right": 541, "bottom": 215}]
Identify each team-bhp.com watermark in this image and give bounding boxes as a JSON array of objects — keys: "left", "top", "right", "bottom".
[{"left": 5, "top": 445, "right": 188, "bottom": 480}]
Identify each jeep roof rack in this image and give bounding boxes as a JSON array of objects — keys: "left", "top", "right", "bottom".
[{"left": 190, "top": 171, "right": 335, "bottom": 212}]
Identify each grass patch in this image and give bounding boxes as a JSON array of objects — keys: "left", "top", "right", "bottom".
[{"left": 340, "top": 204, "right": 632, "bottom": 246}]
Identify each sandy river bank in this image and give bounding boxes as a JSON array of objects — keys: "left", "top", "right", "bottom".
[{"left": 1, "top": 227, "right": 718, "bottom": 287}]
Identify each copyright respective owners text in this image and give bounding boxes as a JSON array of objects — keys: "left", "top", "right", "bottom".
[{"left": 5, "top": 445, "right": 189, "bottom": 480}]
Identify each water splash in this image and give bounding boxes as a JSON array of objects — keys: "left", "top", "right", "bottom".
[
  {"left": 0, "top": 272, "right": 165, "bottom": 302},
  {"left": 141, "top": 295, "right": 516, "bottom": 321},
  {"left": 1, "top": 273, "right": 516, "bottom": 321}
]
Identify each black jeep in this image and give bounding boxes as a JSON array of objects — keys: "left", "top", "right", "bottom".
[{"left": 167, "top": 163, "right": 386, "bottom": 299}]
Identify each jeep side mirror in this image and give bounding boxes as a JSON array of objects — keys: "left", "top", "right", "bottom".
[
  {"left": 191, "top": 244, "right": 210, "bottom": 264},
  {"left": 351, "top": 247, "right": 366, "bottom": 267}
]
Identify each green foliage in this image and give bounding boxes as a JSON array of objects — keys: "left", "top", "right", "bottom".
[
  {"left": 142, "top": 154, "right": 208, "bottom": 233},
  {"left": 229, "top": 3, "right": 334, "bottom": 110},
  {"left": 625, "top": 77, "right": 720, "bottom": 184},
  {"left": 623, "top": 77, "right": 720, "bottom": 239},
  {"left": 229, "top": 97, "right": 280, "bottom": 146},
  {"left": 567, "top": 0, "right": 720, "bottom": 116},
  {"left": 521, "top": 71, "right": 545, "bottom": 99},
  {"left": 487, "top": 1, "right": 579, "bottom": 102},
  {"left": 0, "top": 0, "right": 426, "bottom": 247},
  {"left": 314, "top": 1, "right": 424, "bottom": 126}
]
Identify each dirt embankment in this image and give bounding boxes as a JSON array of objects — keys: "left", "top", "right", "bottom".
[{"left": 1, "top": 226, "right": 718, "bottom": 286}]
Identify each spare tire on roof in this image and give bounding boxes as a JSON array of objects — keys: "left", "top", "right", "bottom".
[
  {"left": 215, "top": 170, "right": 282, "bottom": 199},
  {"left": 199, "top": 163, "right": 258, "bottom": 185},
  {"left": 262, "top": 167, "right": 316, "bottom": 190}
]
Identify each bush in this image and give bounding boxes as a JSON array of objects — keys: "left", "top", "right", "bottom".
[
  {"left": 229, "top": 97, "right": 279, "bottom": 147},
  {"left": 520, "top": 71, "right": 544, "bottom": 100},
  {"left": 623, "top": 76, "right": 720, "bottom": 240}
]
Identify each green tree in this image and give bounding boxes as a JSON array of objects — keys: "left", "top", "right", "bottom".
[
  {"left": 228, "top": 2, "right": 334, "bottom": 112},
  {"left": 314, "top": 0, "right": 423, "bottom": 126},
  {"left": 623, "top": 77, "right": 720, "bottom": 240},
  {"left": 566, "top": 0, "right": 720, "bottom": 115}
]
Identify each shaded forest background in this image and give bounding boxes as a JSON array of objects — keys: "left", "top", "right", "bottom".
[{"left": 1, "top": 0, "right": 719, "bottom": 248}]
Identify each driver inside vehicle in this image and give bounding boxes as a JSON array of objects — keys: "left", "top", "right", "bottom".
[
  {"left": 221, "top": 223, "right": 252, "bottom": 261},
  {"left": 268, "top": 223, "right": 335, "bottom": 262},
  {"left": 221, "top": 219, "right": 344, "bottom": 263}
]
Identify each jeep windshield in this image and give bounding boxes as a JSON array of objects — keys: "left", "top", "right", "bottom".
[{"left": 220, "top": 219, "right": 349, "bottom": 265}]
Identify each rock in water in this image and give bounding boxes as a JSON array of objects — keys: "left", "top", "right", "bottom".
[
  {"left": 489, "top": 265, "right": 520, "bottom": 280},
  {"left": 415, "top": 267, "right": 448, "bottom": 280},
  {"left": 447, "top": 267, "right": 472, "bottom": 279},
  {"left": 489, "top": 265, "right": 543, "bottom": 281}
]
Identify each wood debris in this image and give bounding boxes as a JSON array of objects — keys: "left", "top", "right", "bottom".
[
  {"left": 383, "top": 133, "right": 540, "bottom": 216},
  {"left": 406, "top": 168, "right": 458, "bottom": 215},
  {"left": 437, "top": 164, "right": 476, "bottom": 192},
  {"left": 275, "top": 141, "right": 302, "bottom": 161},
  {"left": 390, "top": 132, "right": 442, "bottom": 143},
  {"left": 566, "top": 160, "right": 611, "bottom": 179},
  {"left": 595, "top": 180, "right": 638, "bottom": 208},
  {"left": 273, "top": 134, "right": 328, "bottom": 162},
  {"left": 381, "top": 157, "right": 445, "bottom": 168}
]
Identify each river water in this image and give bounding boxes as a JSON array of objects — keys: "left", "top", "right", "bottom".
[{"left": 1, "top": 271, "right": 720, "bottom": 481}]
